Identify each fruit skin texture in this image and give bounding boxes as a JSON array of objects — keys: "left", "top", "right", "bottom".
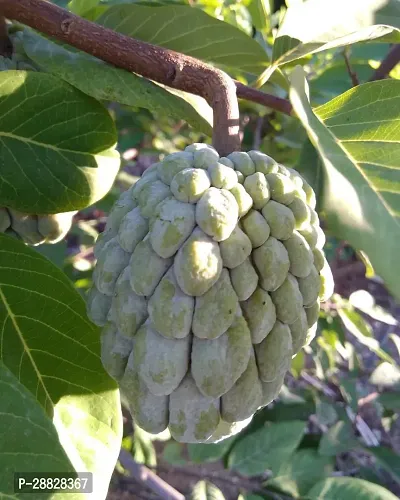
[
  {"left": 0, "top": 207, "right": 76, "bottom": 245},
  {"left": 88, "top": 145, "right": 333, "bottom": 444}
]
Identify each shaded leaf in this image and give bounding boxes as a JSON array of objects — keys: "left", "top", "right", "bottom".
[
  {"left": 22, "top": 30, "right": 213, "bottom": 136},
  {"left": 228, "top": 421, "right": 305, "bottom": 476},
  {"left": 98, "top": 4, "right": 270, "bottom": 75},
  {"left": 0, "top": 234, "right": 122, "bottom": 497},
  {"left": 318, "top": 421, "right": 359, "bottom": 456},
  {"left": 188, "top": 436, "right": 236, "bottom": 464},
  {"left": 379, "top": 392, "right": 400, "bottom": 411},
  {"left": 315, "top": 399, "right": 338, "bottom": 426},
  {"left": 0, "top": 70, "right": 119, "bottom": 214},
  {"left": 306, "top": 476, "right": 398, "bottom": 500},
  {"left": 267, "top": 449, "right": 334, "bottom": 497},
  {"left": 366, "top": 446, "right": 400, "bottom": 485},
  {"left": 290, "top": 67, "right": 400, "bottom": 301},
  {"left": 162, "top": 442, "right": 186, "bottom": 466}
]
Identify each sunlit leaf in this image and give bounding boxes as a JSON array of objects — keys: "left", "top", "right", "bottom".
[{"left": 290, "top": 67, "right": 400, "bottom": 301}]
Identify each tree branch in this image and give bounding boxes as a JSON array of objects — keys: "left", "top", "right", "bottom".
[
  {"left": 342, "top": 48, "right": 359, "bottom": 87},
  {"left": 370, "top": 44, "right": 400, "bottom": 81},
  {"left": 0, "top": 15, "right": 12, "bottom": 57},
  {"left": 0, "top": 0, "right": 293, "bottom": 156},
  {"left": 119, "top": 449, "right": 185, "bottom": 500}
]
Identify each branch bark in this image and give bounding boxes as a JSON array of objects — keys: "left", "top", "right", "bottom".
[
  {"left": 0, "top": 15, "right": 12, "bottom": 57},
  {"left": 370, "top": 44, "right": 400, "bottom": 81},
  {"left": 0, "top": 0, "right": 294, "bottom": 154},
  {"left": 119, "top": 449, "right": 185, "bottom": 500}
]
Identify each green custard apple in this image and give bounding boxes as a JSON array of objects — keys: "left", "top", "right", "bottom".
[
  {"left": 87, "top": 144, "right": 334, "bottom": 443},
  {"left": 0, "top": 207, "right": 77, "bottom": 245}
]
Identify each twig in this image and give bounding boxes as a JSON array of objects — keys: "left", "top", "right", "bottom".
[
  {"left": 301, "top": 372, "right": 337, "bottom": 398},
  {"left": 235, "top": 81, "right": 293, "bottom": 115},
  {"left": 0, "top": 15, "right": 12, "bottom": 57},
  {"left": 342, "top": 48, "right": 359, "bottom": 86},
  {"left": 118, "top": 449, "right": 185, "bottom": 500},
  {"left": 0, "top": 0, "right": 239, "bottom": 156},
  {"left": 0, "top": 0, "right": 293, "bottom": 154},
  {"left": 345, "top": 406, "right": 380, "bottom": 447},
  {"left": 253, "top": 116, "right": 264, "bottom": 150},
  {"left": 370, "top": 44, "right": 400, "bottom": 81}
]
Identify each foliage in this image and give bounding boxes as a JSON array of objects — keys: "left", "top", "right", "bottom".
[{"left": 0, "top": 0, "right": 399, "bottom": 498}]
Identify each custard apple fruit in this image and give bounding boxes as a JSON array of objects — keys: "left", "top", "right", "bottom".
[
  {"left": 0, "top": 207, "right": 76, "bottom": 245},
  {"left": 87, "top": 144, "right": 334, "bottom": 443}
]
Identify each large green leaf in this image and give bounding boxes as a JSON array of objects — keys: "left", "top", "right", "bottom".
[
  {"left": 366, "top": 446, "right": 400, "bottom": 485},
  {"left": 306, "top": 477, "right": 398, "bottom": 500},
  {"left": 257, "top": 0, "right": 400, "bottom": 84},
  {"left": 0, "top": 71, "right": 119, "bottom": 214},
  {"left": 97, "top": 4, "right": 270, "bottom": 75},
  {"left": 289, "top": 67, "right": 400, "bottom": 301},
  {"left": 227, "top": 420, "right": 305, "bottom": 476},
  {"left": 0, "top": 234, "right": 122, "bottom": 498},
  {"left": 266, "top": 449, "right": 334, "bottom": 497},
  {"left": 22, "top": 30, "right": 213, "bottom": 136},
  {"left": 0, "top": 360, "right": 78, "bottom": 497},
  {"left": 318, "top": 421, "right": 359, "bottom": 457},
  {"left": 188, "top": 436, "right": 236, "bottom": 464}
]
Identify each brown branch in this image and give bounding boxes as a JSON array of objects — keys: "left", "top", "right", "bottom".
[
  {"left": 0, "top": 15, "right": 12, "bottom": 57},
  {"left": 0, "top": 0, "right": 293, "bottom": 155},
  {"left": 342, "top": 48, "right": 359, "bottom": 87},
  {"left": 119, "top": 449, "right": 185, "bottom": 500},
  {"left": 370, "top": 44, "right": 400, "bottom": 81},
  {"left": 0, "top": 0, "right": 239, "bottom": 156},
  {"left": 235, "top": 81, "right": 293, "bottom": 115}
]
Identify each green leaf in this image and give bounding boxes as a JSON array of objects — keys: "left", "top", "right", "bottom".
[
  {"left": 379, "top": 391, "right": 400, "bottom": 410},
  {"left": 318, "top": 421, "right": 359, "bottom": 457},
  {"left": 97, "top": 4, "right": 270, "bottom": 76},
  {"left": 68, "top": 0, "right": 100, "bottom": 16},
  {"left": 289, "top": 67, "right": 400, "bottom": 301},
  {"left": 130, "top": 425, "right": 157, "bottom": 467},
  {"left": 315, "top": 399, "right": 338, "bottom": 426},
  {"left": 370, "top": 362, "right": 400, "bottom": 388},
  {"left": 366, "top": 446, "right": 400, "bottom": 485},
  {"left": 0, "top": 70, "right": 119, "bottom": 214},
  {"left": 348, "top": 290, "right": 398, "bottom": 326},
  {"left": 162, "top": 442, "right": 186, "bottom": 466},
  {"left": 267, "top": 0, "right": 400, "bottom": 79},
  {"left": 0, "top": 234, "right": 122, "bottom": 496},
  {"left": 291, "top": 350, "right": 305, "bottom": 378},
  {"left": 266, "top": 449, "right": 334, "bottom": 497},
  {"left": 0, "top": 360, "right": 77, "bottom": 496},
  {"left": 295, "top": 138, "right": 324, "bottom": 206},
  {"left": 306, "top": 476, "right": 399, "bottom": 500},
  {"left": 338, "top": 309, "right": 396, "bottom": 365},
  {"left": 228, "top": 420, "right": 305, "bottom": 476},
  {"left": 188, "top": 436, "right": 236, "bottom": 464},
  {"left": 190, "top": 480, "right": 226, "bottom": 500},
  {"left": 248, "top": 0, "right": 273, "bottom": 32},
  {"left": 22, "top": 30, "right": 213, "bottom": 136}
]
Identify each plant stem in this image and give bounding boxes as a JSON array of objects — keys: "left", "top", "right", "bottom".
[
  {"left": 370, "top": 44, "right": 400, "bottom": 81},
  {"left": 0, "top": 15, "right": 12, "bottom": 57},
  {"left": 0, "top": 0, "right": 294, "bottom": 155},
  {"left": 342, "top": 47, "right": 359, "bottom": 87},
  {"left": 119, "top": 449, "right": 185, "bottom": 500}
]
